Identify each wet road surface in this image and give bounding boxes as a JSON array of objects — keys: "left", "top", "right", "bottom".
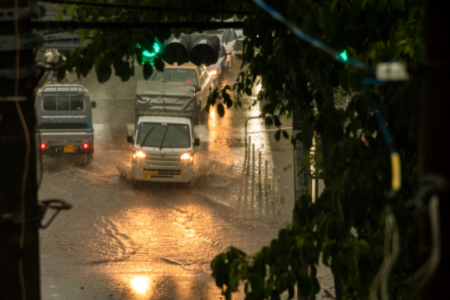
[{"left": 38, "top": 64, "right": 333, "bottom": 299}]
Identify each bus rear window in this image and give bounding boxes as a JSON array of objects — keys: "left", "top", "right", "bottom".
[{"left": 43, "top": 95, "right": 84, "bottom": 111}]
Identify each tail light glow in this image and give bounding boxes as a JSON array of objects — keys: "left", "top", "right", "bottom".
[
  {"left": 82, "top": 143, "right": 89, "bottom": 149},
  {"left": 40, "top": 143, "right": 47, "bottom": 150},
  {"left": 186, "top": 81, "right": 192, "bottom": 84}
]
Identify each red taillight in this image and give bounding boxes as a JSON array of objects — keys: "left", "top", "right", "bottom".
[
  {"left": 40, "top": 143, "right": 47, "bottom": 150},
  {"left": 186, "top": 81, "right": 192, "bottom": 84},
  {"left": 82, "top": 143, "right": 89, "bottom": 149}
]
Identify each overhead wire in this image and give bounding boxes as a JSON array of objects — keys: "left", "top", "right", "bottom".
[{"left": 43, "top": 0, "right": 251, "bottom": 15}]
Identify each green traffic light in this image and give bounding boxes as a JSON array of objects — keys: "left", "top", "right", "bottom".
[
  {"left": 142, "top": 44, "right": 160, "bottom": 57},
  {"left": 153, "top": 43, "right": 160, "bottom": 54},
  {"left": 136, "top": 42, "right": 161, "bottom": 64}
]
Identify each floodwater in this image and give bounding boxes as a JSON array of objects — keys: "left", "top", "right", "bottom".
[{"left": 38, "top": 62, "right": 333, "bottom": 299}]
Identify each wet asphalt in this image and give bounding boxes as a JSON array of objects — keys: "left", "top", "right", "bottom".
[{"left": 37, "top": 62, "right": 333, "bottom": 300}]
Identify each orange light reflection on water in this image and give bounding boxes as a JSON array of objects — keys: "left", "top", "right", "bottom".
[{"left": 130, "top": 275, "right": 151, "bottom": 295}]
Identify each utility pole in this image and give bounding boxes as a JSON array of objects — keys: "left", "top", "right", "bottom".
[
  {"left": 420, "top": 0, "right": 450, "bottom": 298},
  {"left": 293, "top": 109, "right": 315, "bottom": 300},
  {"left": 0, "top": 0, "right": 41, "bottom": 299}
]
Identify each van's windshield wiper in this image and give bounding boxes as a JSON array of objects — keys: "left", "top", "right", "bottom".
[
  {"left": 140, "top": 127, "right": 154, "bottom": 148},
  {"left": 159, "top": 125, "right": 170, "bottom": 151}
]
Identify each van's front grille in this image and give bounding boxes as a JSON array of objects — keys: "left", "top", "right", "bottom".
[
  {"left": 39, "top": 122, "right": 89, "bottom": 129},
  {"left": 144, "top": 169, "right": 182, "bottom": 178}
]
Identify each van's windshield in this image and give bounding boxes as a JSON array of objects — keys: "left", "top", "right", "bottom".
[
  {"left": 137, "top": 122, "right": 190, "bottom": 148},
  {"left": 150, "top": 69, "right": 198, "bottom": 86}
]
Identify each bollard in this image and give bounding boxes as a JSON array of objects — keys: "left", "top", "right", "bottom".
[
  {"left": 258, "top": 151, "right": 262, "bottom": 192},
  {"left": 252, "top": 144, "right": 255, "bottom": 177},
  {"left": 247, "top": 136, "right": 251, "bottom": 174},
  {"left": 265, "top": 160, "right": 268, "bottom": 193},
  {"left": 277, "top": 176, "right": 281, "bottom": 202},
  {"left": 258, "top": 151, "right": 261, "bottom": 175},
  {"left": 284, "top": 186, "right": 291, "bottom": 224},
  {"left": 272, "top": 168, "right": 276, "bottom": 202},
  {"left": 285, "top": 186, "right": 289, "bottom": 217}
]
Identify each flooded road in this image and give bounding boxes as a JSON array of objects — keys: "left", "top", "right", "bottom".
[{"left": 38, "top": 63, "right": 333, "bottom": 299}]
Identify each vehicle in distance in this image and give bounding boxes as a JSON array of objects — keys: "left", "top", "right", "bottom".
[
  {"left": 149, "top": 62, "right": 213, "bottom": 123},
  {"left": 35, "top": 84, "right": 96, "bottom": 163},
  {"left": 128, "top": 81, "right": 200, "bottom": 185},
  {"left": 204, "top": 30, "right": 230, "bottom": 87}
]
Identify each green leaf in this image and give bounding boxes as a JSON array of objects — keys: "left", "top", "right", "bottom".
[
  {"left": 313, "top": 6, "right": 325, "bottom": 29},
  {"left": 330, "top": 0, "right": 340, "bottom": 13},
  {"left": 275, "top": 129, "right": 281, "bottom": 141},
  {"left": 358, "top": 239, "right": 370, "bottom": 256},
  {"left": 282, "top": 131, "right": 289, "bottom": 139},
  {"left": 154, "top": 56, "right": 164, "bottom": 72},
  {"left": 56, "top": 11, "right": 63, "bottom": 21},
  {"left": 217, "top": 104, "right": 225, "bottom": 117},
  {"left": 274, "top": 116, "right": 282, "bottom": 127},
  {"left": 143, "top": 62, "right": 152, "bottom": 80}
]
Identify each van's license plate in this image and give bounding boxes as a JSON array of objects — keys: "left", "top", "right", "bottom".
[
  {"left": 144, "top": 171, "right": 158, "bottom": 179},
  {"left": 64, "top": 145, "right": 76, "bottom": 153}
]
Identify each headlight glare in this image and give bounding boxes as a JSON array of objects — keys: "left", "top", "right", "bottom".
[
  {"left": 180, "top": 153, "right": 193, "bottom": 161},
  {"left": 133, "top": 150, "right": 146, "bottom": 159}
]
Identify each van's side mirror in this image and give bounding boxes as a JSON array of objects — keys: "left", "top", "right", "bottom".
[
  {"left": 91, "top": 101, "right": 97, "bottom": 108},
  {"left": 194, "top": 85, "right": 201, "bottom": 92},
  {"left": 127, "top": 136, "right": 134, "bottom": 144},
  {"left": 193, "top": 138, "right": 200, "bottom": 147}
]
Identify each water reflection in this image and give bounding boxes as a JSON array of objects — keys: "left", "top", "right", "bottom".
[
  {"left": 130, "top": 275, "right": 151, "bottom": 295},
  {"left": 210, "top": 107, "right": 215, "bottom": 120}
]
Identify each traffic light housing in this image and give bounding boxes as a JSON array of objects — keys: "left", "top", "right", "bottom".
[
  {"left": 162, "top": 33, "right": 221, "bottom": 66},
  {"left": 189, "top": 34, "right": 220, "bottom": 66},
  {"left": 163, "top": 33, "right": 191, "bottom": 65},
  {"left": 136, "top": 34, "right": 221, "bottom": 66}
]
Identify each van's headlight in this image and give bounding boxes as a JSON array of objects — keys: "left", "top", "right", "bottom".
[
  {"left": 133, "top": 150, "right": 146, "bottom": 159},
  {"left": 180, "top": 153, "right": 193, "bottom": 161}
]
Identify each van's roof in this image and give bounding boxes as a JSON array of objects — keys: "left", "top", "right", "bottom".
[
  {"left": 40, "top": 84, "right": 88, "bottom": 93},
  {"left": 138, "top": 115, "right": 191, "bottom": 125}
]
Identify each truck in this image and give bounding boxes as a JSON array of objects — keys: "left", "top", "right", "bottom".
[
  {"left": 35, "top": 84, "right": 96, "bottom": 163},
  {"left": 149, "top": 62, "right": 213, "bottom": 123},
  {"left": 127, "top": 81, "right": 200, "bottom": 186}
]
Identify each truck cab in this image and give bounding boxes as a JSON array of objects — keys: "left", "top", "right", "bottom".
[
  {"left": 35, "top": 84, "right": 96, "bottom": 163},
  {"left": 128, "top": 81, "right": 200, "bottom": 185}
]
